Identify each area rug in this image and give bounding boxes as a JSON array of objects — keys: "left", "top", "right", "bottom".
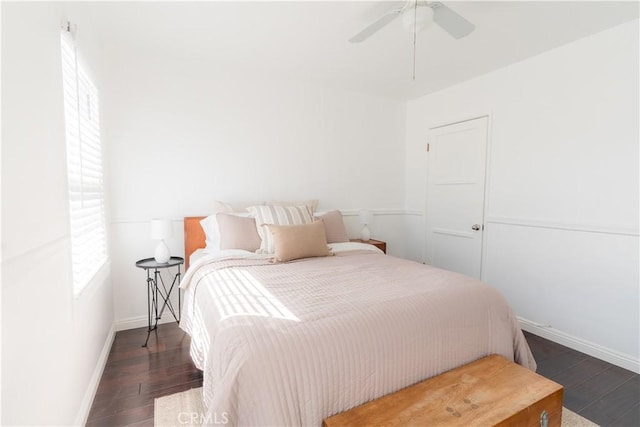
[{"left": 154, "top": 387, "right": 599, "bottom": 426}]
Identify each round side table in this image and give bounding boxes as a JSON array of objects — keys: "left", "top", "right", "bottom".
[{"left": 135, "top": 256, "right": 184, "bottom": 347}]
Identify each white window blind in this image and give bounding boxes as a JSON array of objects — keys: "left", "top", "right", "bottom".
[{"left": 61, "top": 31, "right": 108, "bottom": 296}]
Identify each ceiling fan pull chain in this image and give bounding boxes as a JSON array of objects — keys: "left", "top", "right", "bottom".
[{"left": 413, "top": 0, "right": 417, "bottom": 80}]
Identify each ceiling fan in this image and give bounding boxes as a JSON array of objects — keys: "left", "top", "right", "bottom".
[{"left": 349, "top": 1, "right": 475, "bottom": 43}]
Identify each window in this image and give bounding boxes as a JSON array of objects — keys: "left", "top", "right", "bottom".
[{"left": 61, "top": 30, "right": 108, "bottom": 296}]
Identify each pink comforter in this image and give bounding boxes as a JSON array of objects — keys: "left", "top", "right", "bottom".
[{"left": 180, "top": 248, "right": 536, "bottom": 426}]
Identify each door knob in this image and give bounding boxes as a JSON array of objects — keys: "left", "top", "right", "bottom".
[{"left": 472, "top": 224, "right": 481, "bottom": 231}]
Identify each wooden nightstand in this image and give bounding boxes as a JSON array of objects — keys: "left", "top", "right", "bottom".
[{"left": 350, "top": 238, "right": 387, "bottom": 254}]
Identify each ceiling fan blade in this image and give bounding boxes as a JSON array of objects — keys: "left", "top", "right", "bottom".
[
  {"left": 431, "top": 2, "right": 475, "bottom": 39},
  {"left": 349, "top": 6, "right": 406, "bottom": 43}
]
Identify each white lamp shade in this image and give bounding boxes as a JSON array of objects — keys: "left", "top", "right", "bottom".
[
  {"left": 402, "top": 4, "right": 435, "bottom": 32},
  {"left": 150, "top": 219, "right": 173, "bottom": 240},
  {"left": 359, "top": 210, "right": 373, "bottom": 225}
]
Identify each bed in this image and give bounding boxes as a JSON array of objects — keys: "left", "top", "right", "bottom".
[{"left": 180, "top": 214, "right": 536, "bottom": 426}]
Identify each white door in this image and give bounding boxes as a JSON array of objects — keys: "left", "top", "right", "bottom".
[{"left": 426, "top": 117, "right": 488, "bottom": 279}]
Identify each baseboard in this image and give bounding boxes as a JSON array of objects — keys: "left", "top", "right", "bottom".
[
  {"left": 518, "top": 317, "right": 639, "bottom": 374},
  {"left": 75, "top": 323, "right": 116, "bottom": 426},
  {"left": 115, "top": 313, "right": 179, "bottom": 332}
]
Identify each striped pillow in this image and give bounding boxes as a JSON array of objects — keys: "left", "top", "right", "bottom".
[{"left": 248, "top": 205, "right": 314, "bottom": 254}]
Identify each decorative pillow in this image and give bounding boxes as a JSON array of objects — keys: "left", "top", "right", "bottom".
[
  {"left": 217, "top": 213, "right": 261, "bottom": 252},
  {"left": 266, "top": 220, "right": 331, "bottom": 262},
  {"left": 213, "top": 200, "right": 318, "bottom": 213},
  {"left": 267, "top": 199, "right": 319, "bottom": 214},
  {"left": 247, "top": 205, "right": 314, "bottom": 254},
  {"left": 200, "top": 212, "right": 251, "bottom": 251},
  {"left": 314, "top": 210, "right": 349, "bottom": 243}
]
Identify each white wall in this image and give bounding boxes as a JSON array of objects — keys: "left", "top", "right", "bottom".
[
  {"left": 405, "top": 20, "right": 639, "bottom": 370},
  {"left": 1, "top": 4, "right": 636, "bottom": 424},
  {"left": 102, "top": 49, "right": 408, "bottom": 327},
  {"left": 1, "top": 3, "right": 114, "bottom": 425}
]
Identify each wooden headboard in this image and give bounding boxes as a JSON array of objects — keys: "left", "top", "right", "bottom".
[{"left": 184, "top": 216, "right": 206, "bottom": 270}]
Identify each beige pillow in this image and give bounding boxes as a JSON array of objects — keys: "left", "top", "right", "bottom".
[
  {"left": 315, "top": 210, "right": 349, "bottom": 243},
  {"left": 248, "top": 205, "right": 314, "bottom": 253},
  {"left": 201, "top": 212, "right": 251, "bottom": 251},
  {"left": 217, "top": 213, "right": 261, "bottom": 252},
  {"left": 266, "top": 220, "right": 331, "bottom": 262}
]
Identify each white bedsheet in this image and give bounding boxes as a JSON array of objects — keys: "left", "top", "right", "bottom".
[
  {"left": 189, "top": 248, "right": 208, "bottom": 266},
  {"left": 187, "top": 242, "right": 382, "bottom": 270}
]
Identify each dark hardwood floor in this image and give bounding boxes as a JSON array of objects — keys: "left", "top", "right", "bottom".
[
  {"left": 523, "top": 331, "right": 639, "bottom": 426},
  {"left": 87, "top": 324, "right": 203, "bottom": 426},
  {"left": 87, "top": 324, "right": 639, "bottom": 426}
]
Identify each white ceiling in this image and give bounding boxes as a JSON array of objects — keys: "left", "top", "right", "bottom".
[{"left": 69, "top": 1, "right": 639, "bottom": 100}]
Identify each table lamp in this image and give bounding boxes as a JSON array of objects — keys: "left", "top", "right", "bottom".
[
  {"left": 359, "top": 210, "right": 373, "bottom": 242},
  {"left": 150, "top": 219, "right": 172, "bottom": 263}
]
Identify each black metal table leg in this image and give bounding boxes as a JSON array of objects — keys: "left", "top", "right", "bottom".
[{"left": 136, "top": 257, "right": 185, "bottom": 348}]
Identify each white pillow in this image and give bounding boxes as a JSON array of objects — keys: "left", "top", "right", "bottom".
[
  {"left": 200, "top": 212, "right": 251, "bottom": 251},
  {"left": 247, "top": 205, "right": 314, "bottom": 254},
  {"left": 200, "top": 215, "right": 219, "bottom": 250}
]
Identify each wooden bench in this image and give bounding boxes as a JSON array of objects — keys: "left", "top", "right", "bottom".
[{"left": 323, "top": 355, "right": 563, "bottom": 427}]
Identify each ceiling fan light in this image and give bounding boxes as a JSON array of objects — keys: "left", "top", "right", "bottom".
[{"left": 402, "top": 5, "right": 435, "bottom": 33}]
